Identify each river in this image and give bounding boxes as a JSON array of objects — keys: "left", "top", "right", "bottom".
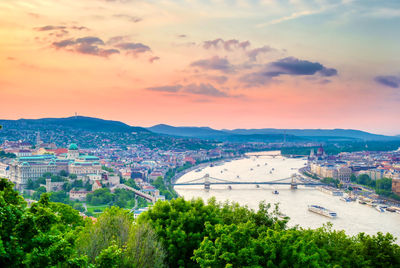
[{"left": 174, "top": 151, "right": 400, "bottom": 241}]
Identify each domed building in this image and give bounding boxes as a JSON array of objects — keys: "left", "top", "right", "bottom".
[{"left": 67, "top": 143, "right": 79, "bottom": 159}]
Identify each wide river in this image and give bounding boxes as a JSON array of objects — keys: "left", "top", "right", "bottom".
[{"left": 174, "top": 151, "right": 400, "bottom": 241}]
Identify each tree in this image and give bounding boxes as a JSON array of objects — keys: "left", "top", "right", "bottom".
[
  {"left": 76, "top": 207, "right": 132, "bottom": 262},
  {"left": 59, "top": 170, "right": 68, "bottom": 177},
  {"left": 0, "top": 179, "right": 85, "bottom": 267},
  {"left": 76, "top": 207, "right": 166, "bottom": 267}
]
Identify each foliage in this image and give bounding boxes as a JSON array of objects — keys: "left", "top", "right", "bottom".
[
  {"left": 86, "top": 188, "right": 113, "bottom": 206},
  {"left": 138, "top": 197, "right": 284, "bottom": 267},
  {"left": 0, "top": 178, "right": 85, "bottom": 267},
  {"left": 0, "top": 150, "right": 16, "bottom": 158},
  {"left": 321, "top": 177, "right": 340, "bottom": 187},
  {"left": 151, "top": 176, "right": 177, "bottom": 200},
  {"left": 76, "top": 207, "right": 166, "bottom": 267},
  {"left": 139, "top": 197, "right": 400, "bottom": 268}
]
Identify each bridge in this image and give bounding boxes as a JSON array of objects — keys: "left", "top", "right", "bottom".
[
  {"left": 173, "top": 174, "right": 324, "bottom": 190},
  {"left": 111, "top": 184, "right": 155, "bottom": 202}
]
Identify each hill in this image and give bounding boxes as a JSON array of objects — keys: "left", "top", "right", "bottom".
[
  {"left": 148, "top": 124, "right": 399, "bottom": 142},
  {"left": 0, "top": 116, "right": 148, "bottom": 133}
]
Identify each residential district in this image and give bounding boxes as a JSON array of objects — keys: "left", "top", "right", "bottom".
[{"left": 0, "top": 133, "right": 400, "bottom": 217}]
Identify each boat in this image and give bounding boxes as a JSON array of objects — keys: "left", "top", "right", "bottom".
[
  {"left": 236, "top": 175, "right": 240, "bottom": 178},
  {"left": 340, "top": 197, "right": 353, "bottom": 202},
  {"left": 265, "top": 163, "right": 268, "bottom": 165},
  {"left": 257, "top": 164, "right": 260, "bottom": 167},
  {"left": 227, "top": 185, "right": 232, "bottom": 190},
  {"left": 272, "top": 190, "right": 279, "bottom": 195},
  {"left": 250, "top": 168, "right": 253, "bottom": 171},
  {"left": 195, "top": 169, "right": 201, "bottom": 172},
  {"left": 386, "top": 207, "right": 398, "bottom": 212},
  {"left": 308, "top": 205, "right": 337, "bottom": 218},
  {"left": 375, "top": 205, "right": 386, "bottom": 213},
  {"left": 317, "top": 186, "right": 343, "bottom": 196}
]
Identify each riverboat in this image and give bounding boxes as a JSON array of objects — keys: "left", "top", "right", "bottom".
[
  {"left": 317, "top": 186, "right": 343, "bottom": 196},
  {"left": 340, "top": 197, "right": 354, "bottom": 202},
  {"left": 308, "top": 205, "right": 337, "bottom": 218},
  {"left": 375, "top": 205, "right": 386, "bottom": 213}
]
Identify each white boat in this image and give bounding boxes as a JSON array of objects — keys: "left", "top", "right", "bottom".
[
  {"left": 375, "top": 205, "right": 386, "bottom": 213},
  {"left": 308, "top": 205, "right": 337, "bottom": 218},
  {"left": 340, "top": 197, "right": 353, "bottom": 202}
]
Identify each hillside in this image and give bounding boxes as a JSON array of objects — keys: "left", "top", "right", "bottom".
[
  {"left": 148, "top": 124, "right": 398, "bottom": 142},
  {"left": 0, "top": 116, "right": 148, "bottom": 133}
]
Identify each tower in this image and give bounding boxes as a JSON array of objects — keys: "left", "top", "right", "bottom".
[
  {"left": 67, "top": 143, "right": 79, "bottom": 159},
  {"left": 36, "top": 131, "right": 42, "bottom": 146}
]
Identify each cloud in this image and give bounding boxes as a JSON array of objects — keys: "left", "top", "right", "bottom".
[
  {"left": 149, "top": 56, "right": 160, "bottom": 63},
  {"left": 268, "top": 57, "right": 337, "bottom": 76},
  {"left": 184, "top": 83, "right": 228, "bottom": 97},
  {"left": 107, "top": 35, "right": 131, "bottom": 45},
  {"left": 76, "top": 36, "right": 104, "bottom": 45},
  {"left": 240, "top": 57, "right": 337, "bottom": 86},
  {"left": 147, "top": 83, "right": 229, "bottom": 97},
  {"left": 147, "top": 85, "right": 182, "bottom": 92},
  {"left": 247, "top": 45, "right": 274, "bottom": 61},
  {"left": 52, "top": 36, "right": 119, "bottom": 57},
  {"left": 113, "top": 14, "right": 142, "bottom": 23},
  {"left": 207, "top": 75, "right": 228, "bottom": 84},
  {"left": 203, "top": 38, "right": 250, "bottom": 50},
  {"left": 374, "top": 75, "right": 400, "bottom": 88},
  {"left": 35, "top": 25, "right": 67, "bottom": 31},
  {"left": 53, "top": 39, "right": 76, "bottom": 48},
  {"left": 115, "top": 42, "right": 151, "bottom": 55},
  {"left": 190, "top": 56, "right": 234, "bottom": 73}
]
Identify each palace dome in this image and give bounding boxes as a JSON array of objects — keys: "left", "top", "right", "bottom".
[{"left": 68, "top": 143, "right": 79, "bottom": 150}]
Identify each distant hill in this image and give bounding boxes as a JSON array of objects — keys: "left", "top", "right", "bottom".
[
  {"left": 148, "top": 124, "right": 227, "bottom": 138},
  {"left": 0, "top": 116, "right": 148, "bottom": 133},
  {"left": 148, "top": 125, "right": 399, "bottom": 142},
  {"left": 224, "top": 128, "right": 395, "bottom": 141}
]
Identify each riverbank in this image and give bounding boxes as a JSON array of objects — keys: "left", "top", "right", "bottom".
[{"left": 174, "top": 154, "right": 400, "bottom": 241}]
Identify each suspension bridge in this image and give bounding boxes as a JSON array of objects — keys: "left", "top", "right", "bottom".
[{"left": 173, "top": 174, "right": 324, "bottom": 190}]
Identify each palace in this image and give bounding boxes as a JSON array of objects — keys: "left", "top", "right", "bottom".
[{"left": 8, "top": 144, "right": 101, "bottom": 190}]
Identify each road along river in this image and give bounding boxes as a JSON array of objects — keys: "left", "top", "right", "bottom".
[{"left": 174, "top": 151, "right": 400, "bottom": 241}]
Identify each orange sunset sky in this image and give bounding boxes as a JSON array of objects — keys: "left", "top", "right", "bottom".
[{"left": 0, "top": 0, "right": 399, "bottom": 134}]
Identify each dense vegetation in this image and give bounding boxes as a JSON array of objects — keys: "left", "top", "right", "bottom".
[
  {"left": 1, "top": 178, "right": 400, "bottom": 267},
  {"left": 351, "top": 174, "right": 400, "bottom": 201}
]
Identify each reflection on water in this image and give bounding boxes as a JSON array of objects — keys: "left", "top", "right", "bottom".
[{"left": 175, "top": 152, "right": 400, "bottom": 241}]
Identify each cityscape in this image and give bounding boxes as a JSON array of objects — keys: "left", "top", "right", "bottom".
[{"left": 1, "top": 0, "right": 400, "bottom": 267}]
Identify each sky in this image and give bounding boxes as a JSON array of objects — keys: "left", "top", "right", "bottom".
[{"left": 0, "top": 0, "right": 399, "bottom": 134}]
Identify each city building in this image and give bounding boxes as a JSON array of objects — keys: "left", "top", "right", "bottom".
[{"left": 392, "top": 178, "right": 400, "bottom": 196}]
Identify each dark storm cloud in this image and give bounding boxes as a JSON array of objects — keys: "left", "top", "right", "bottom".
[
  {"left": 374, "top": 75, "right": 400, "bottom": 88},
  {"left": 190, "top": 56, "right": 234, "bottom": 73}
]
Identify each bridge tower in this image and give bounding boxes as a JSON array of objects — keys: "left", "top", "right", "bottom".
[
  {"left": 204, "top": 174, "right": 210, "bottom": 190},
  {"left": 290, "top": 174, "right": 298, "bottom": 190}
]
